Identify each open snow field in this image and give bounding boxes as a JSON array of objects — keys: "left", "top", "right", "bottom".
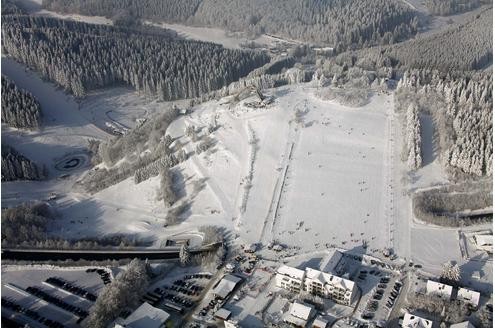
[{"left": 146, "top": 22, "right": 297, "bottom": 50}]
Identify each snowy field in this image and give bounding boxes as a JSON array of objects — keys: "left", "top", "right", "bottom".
[{"left": 146, "top": 22, "right": 297, "bottom": 50}]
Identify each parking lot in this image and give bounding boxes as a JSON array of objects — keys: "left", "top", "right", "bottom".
[
  {"left": 355, "top": 266, "right": 403, "bottom": 322},
  {"left": 146, "top": 270, "right": 214, "bottom": 325},
  {"left": 1, "top": 266, "right": 109, "bottom": 328}
]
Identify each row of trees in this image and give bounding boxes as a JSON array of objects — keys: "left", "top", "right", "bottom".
[
  {"left": 1, "top": 202, "right": 148, "bottom": 248},
  {"left": 412, "top": 183, "right": 492, "bottom": 226},
  {"left": 424, "top": 0, "right": 483, "bottom": 16},
  {"left": 2, "top": 15, "right": 270, "bottom": 100},
  {"left": 407, "top": 293, "right": 470, "bottom": 325},
  {"left": 1, "top": 76, "right": 42, "bottom": 129},
  {"left": 1, "top": 203, "right": 51, "bottom": 247},
  {"left": 85, "top": 259, "right": 149, "bottom": 328},
  {"left": 1, "top": 145, "right": 45, "bottom": 181},
  {"left": 397, "top": 69, "right": 492, "bottom": 177},
  {"left": 1, "top": 0, "right": 25, "bottom": 15},
  {"left": 405, "top": 103, "right": 422, "bottom": 170},
  {"left": 194, "top": 0, "right": 420, "bottom": 51},
  {"left": 42, "top": 0, "right": 420, "bottom": 50},
  {"left": 160, "top": 168, "right": 177, "bottom": 207},
  {"left": 43, "top": 0, "right": 202, "bottom": 23}
]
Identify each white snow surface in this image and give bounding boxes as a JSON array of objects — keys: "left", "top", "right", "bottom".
[{"left": 1, "top": 56, "right": 491, "bottom": 292}]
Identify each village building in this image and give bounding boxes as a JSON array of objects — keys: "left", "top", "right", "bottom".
[
  {"left": 312, "top": 316, "right": 329, "bottom": 328},
  {"left": 450, "top": 321, "right": 476, "bottom": 328},
  {"left": 426, "top": 280, "right": 453, "bottom": 300},
  {"left": 215, "top": 308, "right": 232, "bottom": 321},
  {"left": 473, "top": 234, "right": 493, "bottom": 253},
  {"left": 114, "top": 302, "right": 171, "bottom": 328},
  {"left": 275, "top": 265, "right": 305, "bottom": 293},
  {"left": 402, "top": 313, "right": 433, "bottom": 328},
  {"left": 304, "top": 268, "right": 356, "bottom": 306},
  {"left": 275, "top": 265, "right": 356, "bottom": 306},
  {"left": 456, "top": 287, "right": 481, "bottom": 308},
  {"left": 283, "top": 301, "right": 315, "bottom": 327},
  {"left": 213, "top": 274, "right": 243, "bottom": 299}
]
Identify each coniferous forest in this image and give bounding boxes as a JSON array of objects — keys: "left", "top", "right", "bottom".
[
  {"left": 1, "top": 76, "right": 43, "bottom": 129},
  {"left": 42, "top": 0, "right": 420, "bottom": 51},
  {"left": 1, "top": 145, "right": 45, "bottom": 182},
  {"left": 1, "top": 15, "right": 270, "bottom": 99}
]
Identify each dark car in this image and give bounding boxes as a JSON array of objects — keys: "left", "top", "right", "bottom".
[{"left": 362, "top": 313, "right": 374, "bottom": 320}]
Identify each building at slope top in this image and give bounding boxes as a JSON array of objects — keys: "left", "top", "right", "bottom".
[{"left": 275, "top": 265, "right": 357, "bottom": 306}]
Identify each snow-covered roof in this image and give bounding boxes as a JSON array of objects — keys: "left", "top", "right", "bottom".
[
  {"left": 450, "top": 321, "right": 475, "bottom": 328},
  {"left": 277, "top": 265, "right": 305, "bottom": 280},
  {"left": 305, "top": 267, "right": 332, "bottom": 284},
  {"left": 313, "top": 316, "right": 329, "bottom": 328},
  {"left": 284, "top": 301, "right": 315, "bottom": 326},
  {"left": 214, "top": 308, "right": 232, "bottom": 320},
  {"left": 474, "top": 234, "right": 493, "bottom": 246},
  {"left": 328, "top": 274, "right": 355, "bottom": 291},
  {"left": 402, "top": 313, "right": 433, "bottom": 328},
  {"left": 320, "top": 250, "right": 343, "bottom": 274},
  {"left": 289, "top": 301, "right": 314, "bottom": 320},
  {"left": 305, "top": 267, "right": 355, "bottom": 291},
  {"left": 224, "top": 320, "right": 240, "bottom": 328},
  {"left": 213, "top": 274, "right": 242, "bottom": 299},
  {"left": 426, "top": 280, "right": 453, "bottom": 298},
  {"left": 121, "top": 302, "right": 170, "bottom": 328},
  {"left": 457, "top": 288, "right": 480, "bottom": 307}
]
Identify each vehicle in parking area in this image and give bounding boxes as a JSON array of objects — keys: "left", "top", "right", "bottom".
[{"left": 361, "top": 312, "right": 374, "bottom": 320}]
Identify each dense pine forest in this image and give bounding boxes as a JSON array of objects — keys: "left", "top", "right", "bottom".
[
  {"left": 42, "top": 0, "right": 202, "bottom": 22},
  {"left": 334, "top": 7, "right": 492, "bottom": 74},
  {"left": 1, "top": 145, "right": 45, "bottom": 181},
  {"left": 1, "top": 15, "right": 270, "bottom": 99},
  {"left": 42, "top": 0, "right": 420, "bottom": 51},
  {"left": 424, "top": 0, "right": 486, "bottom": 15},
  {"left": 1, "top": 76, "right": 43, "bottom": 129}
]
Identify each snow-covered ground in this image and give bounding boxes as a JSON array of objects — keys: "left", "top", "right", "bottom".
[
  {"left": 1, "top": 54, "right": 491, "bottom": 294},
  {"left": 145, "top": 21, "right": 297, "bottom": 50}
]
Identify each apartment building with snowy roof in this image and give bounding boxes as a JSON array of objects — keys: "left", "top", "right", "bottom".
[
  {"left": 275, "top": 265, "right": 305, "bottom": 293},
  {"left": 276, "top": 265, "right": 357, "bottom": 306},
  {"left": 304, "top": 268, "right": 357, "bottom": 305}
]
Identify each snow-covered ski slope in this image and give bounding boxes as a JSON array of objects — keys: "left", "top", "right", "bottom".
[{"left": 1, "top": 56, "right": 491, "bottom": 291}]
